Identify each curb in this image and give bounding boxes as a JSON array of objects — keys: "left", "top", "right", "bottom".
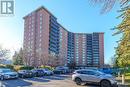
[{"left": 118, "top": 83, "right": 130, "bottom": 87}]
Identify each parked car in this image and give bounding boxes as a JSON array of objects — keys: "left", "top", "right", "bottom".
[
  {"left": 31, "top": 69, "right": 45, "bottom": 77},
  {"left": 42, "top": 68, "right": 53, "bottom": 75},
  {"left": 18, "top": 70, "right": 33, "bottom": 78},
  {"left": 53, "top": 69, "right": 64, "bottom": 74},
  {"left": 0, "top": 68, "right": 18, "bottom": 80},
  {"left": 72, "top": 69, "right": 118, "bottom": 87},
  {"left": 53, "top": 66, "right": 70, "bottom": 74}
]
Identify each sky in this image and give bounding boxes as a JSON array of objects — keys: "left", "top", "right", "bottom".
[{"left": 0, "top": 0, "right": 122, "bottom": 64}]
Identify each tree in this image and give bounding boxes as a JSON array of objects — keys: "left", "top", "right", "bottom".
[
  {"left": 47, "top": 54, "right": 60, "bottom": 67},
  {"left": 110, "top": 56, "right": 118, "bottom": 67},
  {"left": 0, "top": 46, "right": 10, "bottom": 64},
  {"left": 45, "top": 53, "right": 65, "bottom": 67},
  {"left": 13, "top": 48, "right": 24, "bottom": 65},
  {"left": 89, "top": 0, "right": 129, "bottom": 13},
  {"left": 40, "top": 54, "right": 49, "bottom": 67},
  {"left": 90, "top": 0, "right": 130, "bottom": 84},
  {"left": 114, "top": 8, "right": 130, "bottom": 67},
  {"left": 22, "top": 47, "right": 32, "bottom": 66},
  {"left": 113, "top": 8, "right": 130, "bottom": 84},
  {"left": 67, "top": 61, "right": 76, "bottom": 69}
]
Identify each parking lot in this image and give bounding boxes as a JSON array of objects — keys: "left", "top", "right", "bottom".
[{"left": 0, "top": 74, "right": 99, "bottom": 87}]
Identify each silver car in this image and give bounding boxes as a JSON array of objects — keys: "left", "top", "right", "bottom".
[
  {"left": 72, "top": 69, "right": 118, "bottom": 87},
  {"left": 0, "top": 68, "right": 18, "bottom": 80}
]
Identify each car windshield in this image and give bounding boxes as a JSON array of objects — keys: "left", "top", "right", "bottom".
[{"left": 95, "top": 70, "right": 105, "bottom": 75}]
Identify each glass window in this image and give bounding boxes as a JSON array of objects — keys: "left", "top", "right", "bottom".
[{"left": 81, "top": 70, "right": 96, "bottom": 75}]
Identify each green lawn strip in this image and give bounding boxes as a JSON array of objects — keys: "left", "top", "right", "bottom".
[
  {"left": 125, "top": 76, "right": 130, "bottom": 84},
  {"left": 116, "top": 76, "right": 130, "bottom": 85},
  {"left": 125, "top": 73, "right": 130, "bottom": 76}
]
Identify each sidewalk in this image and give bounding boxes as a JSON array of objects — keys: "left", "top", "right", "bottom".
[{"left": 118, "top": 83, "right": 130, "bottom": 87}]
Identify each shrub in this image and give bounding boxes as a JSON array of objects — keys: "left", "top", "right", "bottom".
[
  {"left": 0, "top": 64, "right": 14, "bottom": 70},
  {"left": 14, "top": 65, "right": 23, "bottom": 71},
  {"left": 0, "top": 64, "right": 6, "bottom": 68},
  {"left": 19, "top": 66, "right": 34, "bottom": 70},
  {"left": 6, "top": 65, "right": 14, "bottom": 70},
  {"left": 40, "top": 65, "right": 54, "bottom": 70}
]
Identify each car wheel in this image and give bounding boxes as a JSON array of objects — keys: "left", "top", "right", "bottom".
[
  {"left": 100, "top": 80, "right": 111, "bottom": 87},
  {"left": 75, "top": 78, "right": 82, "bottom": 85},
  {"left": 1, "top": 76, "right": 4, "bottom": 81}
]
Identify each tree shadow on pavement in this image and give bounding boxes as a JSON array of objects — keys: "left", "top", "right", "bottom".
[
  {"left": 0, "top": 79, "right": 32, "bottom": 87},
  {"left": 79, "top": 83, "right": 99, "bottom": 87},
  {"left": 25, "top": 77, "right": 50, "bottom": 82},
  {"left": 43, "top": 75, "right": 65, "bottom": 80},
  {"left": 54, "top": 74, "right": 70, "bottom": 78},
  {"left": 85, "top": 84, "right": 99, "bottom": 87}
]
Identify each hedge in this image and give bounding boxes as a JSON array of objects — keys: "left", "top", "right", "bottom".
[{"left": 40, "top": 65, "right": 54, "bottom": 70}]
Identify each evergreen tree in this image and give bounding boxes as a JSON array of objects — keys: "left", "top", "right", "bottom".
[{"left": 13, "top": 48, "right": 23, "bottom": 65}]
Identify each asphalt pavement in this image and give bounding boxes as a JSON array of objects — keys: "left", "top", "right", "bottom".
[{"left": 0, "top": 75, "right": 99, "bottom": 87}]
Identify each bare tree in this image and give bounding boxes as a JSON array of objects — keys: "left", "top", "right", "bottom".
[
  {"left": 89, "top": 0, "right": 130, "bottom": 13},
  {"left": 58, "top": 51, "right": 67, "bottom": 66},
  {"left": 0, "top": 46, "right": 10, "bottom": 64},
  {"left": 40, "top": 54, "right": 50, "bottom": 66},
  {"left": 47, "top": 54, "right": 64, "bottom": 67},
  {"left": 23, "top": 48, "right": 32, "bottom": 66}
]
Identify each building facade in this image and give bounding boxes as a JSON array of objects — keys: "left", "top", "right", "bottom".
[{"left": 23, "top": 6, "right": 104, "bottom": 67}]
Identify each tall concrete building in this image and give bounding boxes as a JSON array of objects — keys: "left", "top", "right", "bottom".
[{"left": 23, "top": 6, "right": 104, "bottom": 67}]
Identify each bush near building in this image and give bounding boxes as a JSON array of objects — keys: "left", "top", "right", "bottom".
[
  {"left": 6, "top": 65, "right": 14, "bottom": 70},
  {"left": 0, "top": 64, "right": 56, "bottom": 71},
  {"left": 19, "top": 66, "right": 34, "bottom": 70},
  {"left": 0, "top": 64, "right": 14, "bottom": 69},
  {"left": 40, "top": 65, "right": 54, "bottom": 70},
  {"left": 0, "top": 64, "right": 6, "bottom": 68}
]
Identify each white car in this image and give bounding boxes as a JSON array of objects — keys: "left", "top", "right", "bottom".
[
  {"left": 72, "top": 69, "right": 118, "bottom": 87},
  {"left": 0, "top": 68, "right": 18, "bottom": 80}
]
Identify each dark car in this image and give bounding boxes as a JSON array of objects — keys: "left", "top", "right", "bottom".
[
  {"left": 31, "top": 69, "right": 45, "bottom": 77},
  {"left": 53, "top": 68, "right": 68, "bottom": 74},
  {"left": 53, "top": 66, "right": 70, "bottom": 74},
  {"left": 18, "top": 70, "right": 33, "bottom": 78},
  {"left": 53, "top": 69, "right": 64, "bottom": 74}
]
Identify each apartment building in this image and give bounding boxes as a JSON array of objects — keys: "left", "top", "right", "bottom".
[{"left": 23, "top": 6, "right": 104, "bottom": 67}]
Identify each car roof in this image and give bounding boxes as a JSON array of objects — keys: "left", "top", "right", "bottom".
[
  {"left": 19, "top": 70, "right": 30, "bottom": 71},
  {"left": 75, "top": 69, "right": 97, "bottom": 72}
]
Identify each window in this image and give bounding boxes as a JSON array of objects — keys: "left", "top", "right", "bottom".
[
  {"left": 79, "top": 70, "right": 96, "bottom": 75},
  {"left": 40, "top": 26, "right": 42, "bottom": 29},
  {"left": 39, "top": 43, "right": 41, "bottom": 47},
  {"left": 40, "top": 30, "right": 42, "bottom": 33},
  {"left": 31, "top": 32, "right": 33, "bottom": 35}
]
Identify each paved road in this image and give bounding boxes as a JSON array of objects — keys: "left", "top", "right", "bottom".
[{"left": 0, "top": 75, "right": 99, "bottom": 87}]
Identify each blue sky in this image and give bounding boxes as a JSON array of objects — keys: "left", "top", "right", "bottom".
[{"left": 0, "top": 0, "right": 121, "bottom": 64}]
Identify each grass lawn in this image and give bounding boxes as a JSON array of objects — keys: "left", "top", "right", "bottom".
[
  {"left": 116, "top": 73, "right": 130, "bottom": 85},
  {"left": 125, "top": 73, "right": 130, "bottom": 84},
  {"left": 124, "top": 76, "right": 130, "bottom": 84}
]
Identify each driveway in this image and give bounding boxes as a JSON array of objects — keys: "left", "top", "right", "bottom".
[{"left": 0, "top": 74, "right": 99, "bottom": 87}]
